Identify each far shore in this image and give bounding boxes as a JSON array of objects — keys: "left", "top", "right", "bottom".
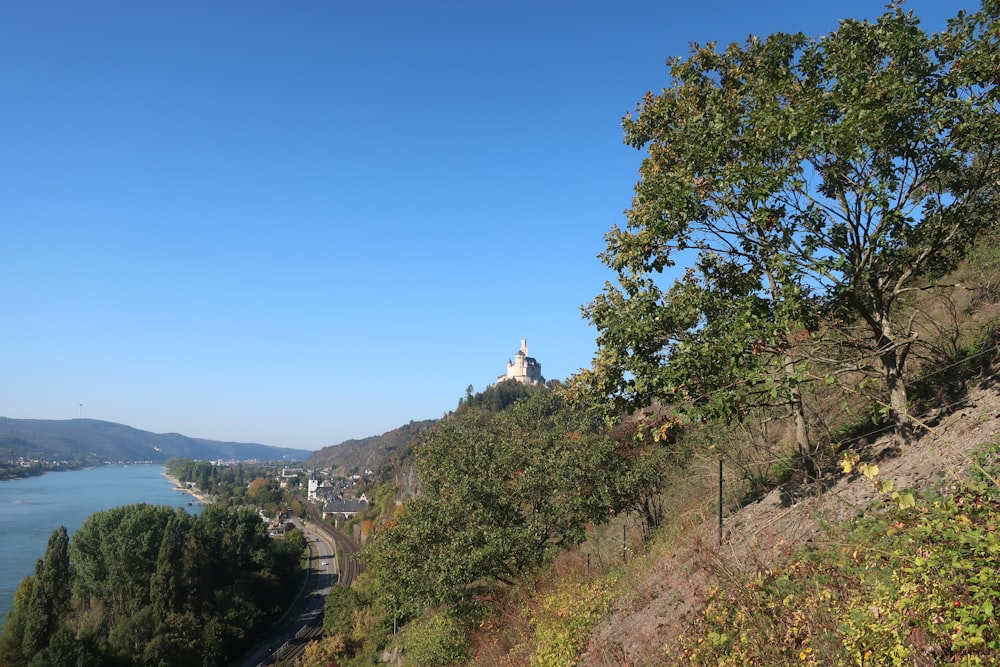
[{"left": 162, "top": 470, "right": 212, "bottom": 505}]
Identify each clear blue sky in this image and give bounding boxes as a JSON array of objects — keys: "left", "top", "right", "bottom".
[{"left": 0, "top": 1, "right": 966, "bottom": 450}]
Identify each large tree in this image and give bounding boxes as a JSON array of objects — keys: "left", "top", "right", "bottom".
[
  {"left": 585, "top": 2, "right": 1000, "bottom": 448},
  {"left": 23, "top": 526, "right": 72, "bottom": 656}
]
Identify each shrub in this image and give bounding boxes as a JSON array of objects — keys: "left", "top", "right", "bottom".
[{"left": 395, "top": 610, "right": 469, "bottom": 667}]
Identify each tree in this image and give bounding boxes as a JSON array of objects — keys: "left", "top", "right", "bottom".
[
  {"left": 150, "top": 512, "right": 196, "bottom": 618},
  {"left": 0, "top": 575, "right": 34, "bottom": 666},
  {"left": 296, "top": 635, "right": 345, "bottom": 667},
  {"left": 463, "top": 379, "right": 545, "bottom": 413},
  {"left": 323, "top": 586, "right": 360, "bottom": 641},
  {"left": 26, "top": 627, "right": 102, "bottom": 667},
  {"left": 248, "top": 476, "right": 278, "bottom": 508},
  {"left": 71, "top": 504, "right": 177, "bottom": 628},
  {"left": 22, "top": 526, "right": 72, "bottom": 658},
  {"left": 586, "top": 3, "right": 1000, "bottom": 448}
]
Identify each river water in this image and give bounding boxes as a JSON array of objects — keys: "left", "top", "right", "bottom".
[{"left": 0, "top": 464, "right": 203, "bottom": 620}]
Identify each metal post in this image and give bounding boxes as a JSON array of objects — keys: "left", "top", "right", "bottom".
[{"left": 718, "top": 458, "right": 724, "bottom": 548}]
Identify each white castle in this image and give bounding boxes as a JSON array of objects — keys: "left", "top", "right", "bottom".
[{"left": 498, "top": 338, "right": 545, "bottom": 385}]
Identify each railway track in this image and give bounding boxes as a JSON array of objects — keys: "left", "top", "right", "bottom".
[
  {"left": 238, "top": 498, "right": 365, "bottom": 666},
  {"left": 308, "top": 517, "right": 363, "bottom": 587},
  {"left": 299, "top": 494, "right": 364, "bottom": 586},
  {"left": 260, "top": 614, "right": 325, "bottom": 666}
]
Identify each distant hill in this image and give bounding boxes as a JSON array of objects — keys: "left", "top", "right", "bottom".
[
  {"left": 305, "top": 419, "right": 438, "bottom": 475},
  {"left": 0, "top": 418, "right": 311, "bottom": 463}
]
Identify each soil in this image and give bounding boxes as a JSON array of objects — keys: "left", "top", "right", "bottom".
[{"left": 578, "top": 376, "right": 1000, "bottom": 666}]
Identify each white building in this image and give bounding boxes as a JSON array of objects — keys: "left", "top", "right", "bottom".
[{"left": 498, "top": 339, "right": 544, "bottom": 385}]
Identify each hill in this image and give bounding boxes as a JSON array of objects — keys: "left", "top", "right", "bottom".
[
  {"left": 304, "top": 419, "right": 437, "bottom": 475},
  {"left": 0, "top": 417, "right": 311, "bottom": 463}
]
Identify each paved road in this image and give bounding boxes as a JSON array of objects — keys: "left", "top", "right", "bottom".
[{"left": 233, "top": 521, "right": 338, "bottom": 667}]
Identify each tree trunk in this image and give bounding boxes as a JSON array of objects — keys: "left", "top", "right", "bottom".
[
  {"left": 876, "top": 320, "right": 913, "bottom": 448},
  {"left": 783, "top": 351, "right": 813, "bottom": 475},
  {"left": 765, "top": 264, "right": 813, "bottom": 474}
]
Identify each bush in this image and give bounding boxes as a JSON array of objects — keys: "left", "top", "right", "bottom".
[
  {"left": 395, "top": 610, "right": 469, "bottom": 666},
  {"left": 530, "top": 576, "right": 621, "bottom": 667}
]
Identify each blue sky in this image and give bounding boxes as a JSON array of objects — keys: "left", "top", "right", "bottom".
[{"left": 0, "top": 1, "right": 966, "bottom": 450}]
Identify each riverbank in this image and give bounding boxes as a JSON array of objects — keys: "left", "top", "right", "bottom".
[
  {"left": 162, "top": 470, "right": 212, "bottom": 505},
  {"left": 0, "top": 461, "right": 88, "bottom": 481}
]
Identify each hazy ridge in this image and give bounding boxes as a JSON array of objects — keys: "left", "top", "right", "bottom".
[{"left": 0, "top": 417, "right": 312, "bottom": 463}]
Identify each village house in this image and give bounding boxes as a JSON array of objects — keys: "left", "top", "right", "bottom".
[{"left": 322, "top": 494, "right": 369, "bottom": 526}]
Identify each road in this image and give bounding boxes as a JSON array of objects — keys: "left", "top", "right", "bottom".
[
  {"left": 233, "top": 517, "right": 362, "bottom": 667},
  {"left": 296, "top": 493, "right": 364, "bottom": 589}
]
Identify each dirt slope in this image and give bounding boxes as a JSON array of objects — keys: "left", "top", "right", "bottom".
[{"left": 579, "top": 377, "right": 1000, "bottom": 666}]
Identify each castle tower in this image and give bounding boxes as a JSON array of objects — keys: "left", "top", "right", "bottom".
[{"left": 499, "top": 338, "right": 544, "bottom": 385}]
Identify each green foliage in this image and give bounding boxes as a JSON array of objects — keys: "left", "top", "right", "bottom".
[
  {"left": 22, "top": 526, "right": 71, "bottom": 657},
  {"left": 585, "top": 2, "right": 1000, "bottom": 448},
  {"left": 248, "top": 476, "right": 281, "bottom": 509},
  {"left": 393, "top": 609, "right": 469, "bottom": 667},
  {"left": 530, "top": 576, "right": 621, "bottom": 667},
  {"left": 0, "top": 579, "right": 33, "bottom": 666},
  {"left": 72, "top": 504, "right": 178, "bottom": 625},
  {"left": 0, "top": 529, "right": 76, "bottom": 667},
  {"left": 323, "top": 585, "right": 361, "bottom": 638},
  {"left": 166, "top": 457, "right": 308, "bottom": 513},
  {"left": 457, "top": 380, "right": 547, "bottom": 414},
  {"left": 30, "top": 628, "right": 104, "bottom": 667},
  {"left": 2, "top": 503, "right": 305, "bottom": 667},
  {"left": 363, "top": 391, "right": 658, "bottom": 628},
  {"left": 681, "top": 451, "right": 1000, "bottom": 665}
]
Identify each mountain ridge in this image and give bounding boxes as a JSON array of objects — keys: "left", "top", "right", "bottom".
[
  {"left": 0, "top": 417, "right": 311, "bottom": 462},
  {"left": 304, "top": 418, "right": 438, "bottom": 475}
]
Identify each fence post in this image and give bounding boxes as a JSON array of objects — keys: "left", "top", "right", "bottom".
[{"left": 718, "top": 458, "right": 724, "bottom": 548}]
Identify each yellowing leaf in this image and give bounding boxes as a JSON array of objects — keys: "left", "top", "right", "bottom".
[
  {"left": 859, "top": 462, "right": 879, "bottom": 480},
  {"left": 840, "top": 453, "right": 859, "bottom": 475}
]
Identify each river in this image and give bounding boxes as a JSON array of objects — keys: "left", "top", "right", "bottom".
[{"left": 0, "top": 464, "right": 203, "bottom": 620}]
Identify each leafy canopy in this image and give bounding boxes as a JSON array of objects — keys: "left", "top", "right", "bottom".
[
  {"left": 363, "top": 391, "right": 651, "bottom": 622},
  {"left": 0, "top": 503, "right": 304, "bottom": 667},
  {"left": 584, "top": 2, "right": 1000, "bottom": 446}
]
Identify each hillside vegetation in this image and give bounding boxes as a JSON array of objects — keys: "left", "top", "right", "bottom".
[
  {"left": 305, "top": 419, "right": 438, "bottom": 477},
  {"left": 288, "top": 4, "right": 1000, "bottom": 666},
  {"left": 303, "top": 381, "right": 552, "bottom": 477}
]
